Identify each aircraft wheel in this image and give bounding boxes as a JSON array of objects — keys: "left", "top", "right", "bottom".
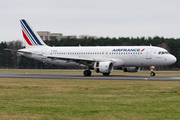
[
  {"left": 150, "top": 72, "right": 155, "bottom": 77},
  {"left": 83, "top": 70, "right": 91, "bottom": 76},
  {"left": 102, "top": 73, "right": 110, "bottom": 76}
]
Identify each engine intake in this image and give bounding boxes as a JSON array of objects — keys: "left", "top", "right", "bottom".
[
  {"left": 123, "top": 67, "right": 140, "bottom": 72},
  {"left": 94, "top": 61, "right": 113, "bottom": 73}
]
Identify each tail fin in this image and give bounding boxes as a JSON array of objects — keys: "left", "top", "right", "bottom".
[{"left": 20, "top": 19, "right": 47, "bottom": 48}]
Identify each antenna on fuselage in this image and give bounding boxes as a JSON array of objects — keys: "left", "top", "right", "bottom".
[{"left": 79, "top": 44, "right": 81, "bottom": 47}]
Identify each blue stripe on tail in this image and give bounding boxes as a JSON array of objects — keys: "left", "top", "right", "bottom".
[{"left": 21, "top": 19, "right": 43, "bottom": 45}]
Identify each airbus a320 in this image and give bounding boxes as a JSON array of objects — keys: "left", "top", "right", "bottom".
[{"left": 17, "top": 19, "right": 177, "bottom": 77}]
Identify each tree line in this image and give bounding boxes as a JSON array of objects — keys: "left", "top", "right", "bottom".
[{"left": 0, "top": 36, "right": 179, "bottom": 70}]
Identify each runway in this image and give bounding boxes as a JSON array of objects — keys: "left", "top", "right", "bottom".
[{"left": 0, "top": 73, "right": 180, "bottom": 81}]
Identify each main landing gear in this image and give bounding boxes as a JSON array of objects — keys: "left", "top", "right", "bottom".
[
  {"left": 83, "top": 70, "right": 110, "bottom": 76},
  {"left": 83, "top": 70, "right": 92, "bottom": 76},
  {"left": 102, "top": 73, "right": 110, "bottom": 76},
  {"left": 150, "top": 66, "right": 155, "bottom": 77}
]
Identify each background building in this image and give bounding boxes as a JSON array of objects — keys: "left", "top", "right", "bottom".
[{"left": 37, "top": 31, "right": 63, "bottom": 41}]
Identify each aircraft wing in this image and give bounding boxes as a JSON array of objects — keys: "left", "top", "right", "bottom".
[
  {"left": 4, "top": 48, "right": 18, "bottom": 52},
  {"left": 47, "top": 55, "right": 125, "bottom": 67},
  {"left": 5, "top": 49, "right": 32, "bottom": 54},
  {"left": 47, "top": 55, "right": 96, "bottom": 66}
]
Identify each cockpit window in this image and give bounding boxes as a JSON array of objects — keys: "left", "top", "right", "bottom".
[{"left": 158, "top": 51, "right": 170, "bottom": 55}]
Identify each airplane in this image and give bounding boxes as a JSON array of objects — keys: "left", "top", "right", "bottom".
[{"left": 17, "top": 19, "right": 177, "bottom": 77}]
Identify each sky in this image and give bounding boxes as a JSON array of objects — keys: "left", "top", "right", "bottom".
[{"left": 1, "top": 0, "right": 180, "bottom": 42}]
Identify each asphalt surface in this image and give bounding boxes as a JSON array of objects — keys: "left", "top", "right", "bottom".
[{"left": 0, "top": 73, "right": 180, "bottom": 81}]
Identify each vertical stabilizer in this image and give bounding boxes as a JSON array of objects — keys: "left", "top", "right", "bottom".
[{"left": 20, "top": 19, "right": 48, "bottom": 48}]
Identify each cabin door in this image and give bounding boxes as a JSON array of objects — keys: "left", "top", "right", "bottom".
[{"left": 146, "top": 48, "right": 152, "bottom": 59}]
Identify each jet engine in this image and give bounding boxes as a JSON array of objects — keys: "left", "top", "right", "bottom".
[
  {"left": 122, "top": 67, "right": 140, "bottom": 72},
  {"left": 94, "top": 61, "right": 113, "bottom": 73}
]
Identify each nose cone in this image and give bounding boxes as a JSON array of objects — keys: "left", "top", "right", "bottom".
[
  {"left": 169, "top": 55, "right": 177, "bottom": 64},
  {"left": 173, "top": 56, "right": 177, "bottom": 63}
]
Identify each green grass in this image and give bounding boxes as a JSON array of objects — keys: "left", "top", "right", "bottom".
[
  {"left": 0, "top": 69, "right": 179, "bottom": 76},
  {"left": 0, "top": 78, "right": 180, "bottom": 120}
]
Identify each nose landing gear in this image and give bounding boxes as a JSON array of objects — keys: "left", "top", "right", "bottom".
[{"left": 150, "top": 66, "right": 155, "bottom": 77}]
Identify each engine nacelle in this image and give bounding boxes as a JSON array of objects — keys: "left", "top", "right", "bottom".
[
  {"left": 94, "top": 61, "right": 113, "bottom": 73},
  {"left": 123, "top": 67, "right": 140, "bottom": 72}
]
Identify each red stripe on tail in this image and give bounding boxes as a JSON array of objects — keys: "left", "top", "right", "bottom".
[{"left": 22, "top": 30, "right": 33, "bottom": 45}]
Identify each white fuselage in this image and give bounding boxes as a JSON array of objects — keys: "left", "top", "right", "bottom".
[{"left": 18, "top": 46, "right": 177, "bottom": 67}]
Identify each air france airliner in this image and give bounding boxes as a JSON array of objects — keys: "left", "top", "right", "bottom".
[{"left": 17, "top": 19, "right": 177, "bottom": 77}]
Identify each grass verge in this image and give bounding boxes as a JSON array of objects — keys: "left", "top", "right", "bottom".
[{"left": 0, "top": 78, "right": 180, "bottom": 120}]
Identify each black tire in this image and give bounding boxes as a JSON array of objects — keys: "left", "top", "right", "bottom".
[
  {"left": 150, "top": 72, "right": 155, "bottom": 77},
  {"left": 102, "top": 73, "right": 110, "bottom": 76},
  {"left": 83, "top": 70, "right": 91, "bottom": 76}
]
